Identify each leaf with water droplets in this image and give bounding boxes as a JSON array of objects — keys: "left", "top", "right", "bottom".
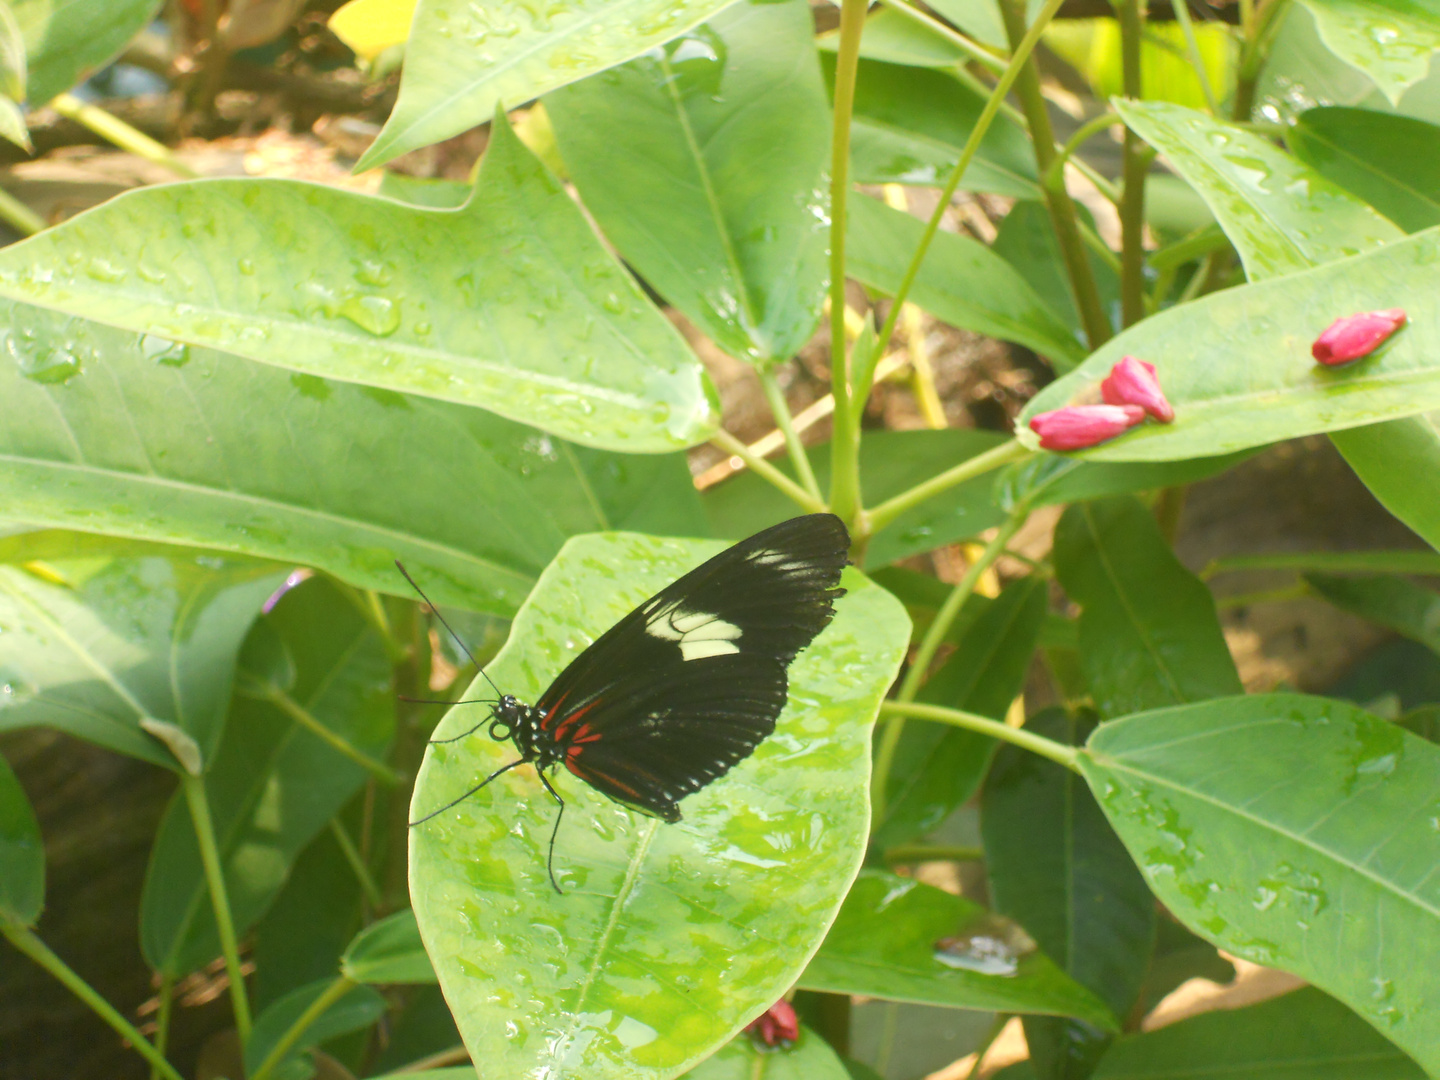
[
  {"left": 408, "top": 533, "right": 910, "bottom": 1080},
  {"left": 0, "top": 113, "right": 719, "bottom": 452},
  {"left": 356, "top": 0, "right": 746, "bottom": 170},
  {"left": 1079, "top": 693, "right": 1440, "bottom": 1073},
  {"left": 1297, "top": 0, "right": 1440, "bottom": 106}
]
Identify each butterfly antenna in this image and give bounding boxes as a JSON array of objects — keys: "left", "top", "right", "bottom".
[
  {"left": 538, "top": 771, "right": 567, "bottom": 895},
  {"left": 394, "top": 560, "right": 505, "bottom": 701},
  {"left": 409, "top": 758, "right": 526, "bottom": 825}
]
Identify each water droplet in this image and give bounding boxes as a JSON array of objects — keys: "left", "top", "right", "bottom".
[
  {"left": 86, "top": 258, "right": 126, "bottom": 283},
  {"left": 355, "top": 259, "right": 393, "bottom": 287},
  {"left": 237, "top": 258, "right": 256, "bottom": 276},
  {"left": 934, "top": 913, "right": 1036, "bottom": 976},
  {"left": 9, "top": 334, "right": 82, "bottom": 383},
  {"left": 0, "top": 668, "right": 37, "bottom": 708},
  {"left": 140, "top": 334, "right": 191, "bottom": 367},
  {"left": 339, "top": 295, "right": 400, "bottom": 336}
]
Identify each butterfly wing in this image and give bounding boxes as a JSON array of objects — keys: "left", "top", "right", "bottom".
[{"left": 533, "top": 514, "right": 849, "bottom": 819}]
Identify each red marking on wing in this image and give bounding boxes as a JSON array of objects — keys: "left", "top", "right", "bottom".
[
  {"left": 539, "top": 689, "right": 571, "bottom": 731},
  {"left": 552, "top": 699, "right": 598, "bottom": 742},
  {"left": 566, "top": 758, "right": 643, "bottom": 800}
]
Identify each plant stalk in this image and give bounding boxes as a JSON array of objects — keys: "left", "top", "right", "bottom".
[
  {"left": 151, "top": 972, "right": 174, "bottom": 1080},
  {"left": 181, "top": 773, "right": 252, "bottom": 1044},
  {"left": 49, "top": 93, "right": 200, "bottom": 179},
  {"left": 1, "top": 921, "right": 186, "bottom": 1080},
  {"left": 868, "top": 438, "right": 1032, "bottom": 533},
  {"left": 1116, "top": 0, "right": 1150, "bottom": 327},
  {"left": 709, "top": 429, "right": 828, "bottom": 513},
  {"left": 883, "top": 844, "right": 985, "bottom": 862},
  {"left": 250, "top": 975, "right": 357, "bottom": 1080},
  {"left": 880, "top": 700, "right": 1080, "bottom": 770},
  {"left": 0, "top": 183, "right": 44, "bottom": 235},
  {"left": 331, "top": 817, "right": 385, "bottom": 908},
  {"left": 758, "top": 369, "right": 822, "bottom": 500},
  {"left": 266, "top": 685, "right": 404, "bottom": 784},
  {"left": 1171, "top": 0, "right": 1220, "bottom": 113},
  {"left": 878, "top": 0, "right": 1006, "bottom": 71}
]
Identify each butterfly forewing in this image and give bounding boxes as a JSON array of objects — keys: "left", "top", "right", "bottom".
[{"left": 533, "top": 514, "right": 849, "bottom": 820}]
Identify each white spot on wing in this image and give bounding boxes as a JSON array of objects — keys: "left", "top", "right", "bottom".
[
  {"left": 680, "top": 638, "right": 741, "bottom": 661},
  {"left": 646, "top": 600, "right": 742, "bottom": 660}
]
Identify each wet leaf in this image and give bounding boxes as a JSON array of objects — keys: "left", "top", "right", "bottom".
[
  {"left": 0, "top": 751, "right": 42, "bottom": 926},
  {"left": 1297, "top": 0, "right": 1440, "bottom": 106},
  {"left": 12, "top": 0, "right": 160, "bottom": 105},
  {"left": 548, "top": 0, "right": 829, "bottom": 365},
  {"left": 1289, "top": 107, "right": 1440, "bottom": 233},
  {"left": 244, "top": 977, "right": 388, "bottom": 1078},
  {"left": 140, "top": 577, "right": 392, "bottom": 976},
  {"left": 408, "top": 533, "right": 909, "bottom": 1080},
  {"left": 1079, "top": 693, "right": 1440, "bottom": 1073},
  {"left": 357, "top": 0, "right": 743, "bottom": 170},
  {"left": 798, "top": 870, "right": 1117, "bottom": 1028},
  {"left": 1094, "top": 987, "right": 1426, "bottom": 1078},
  {"left": 685, "top": 1024, "right": 850, "bottom": 1079},
  {"left": 0, "top": 301, "right": 703, "bottom": 616},
  {"left": 0, "top": 546, "right": 282, "bottom": 770},
  {"left": 1053, "top": 498, "right": 1241, "bottom": 718},
  {"left": 0, "top": 114, "right": 719, "bottom": 453},
  {"left": 342, "top": 909, "right": 435, "bottom": 984}
]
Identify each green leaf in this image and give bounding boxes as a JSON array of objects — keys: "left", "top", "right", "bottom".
[
  {"left": 1256, "top": 2, "right": 1398, "bottom": 124},
  {"left": 983, "top": 709, "right": 1156, "bottom": 1080},
  {"left": 356, "top": 0, "right": 742, "bottom": 170},
  {"left": 1017, "top": 228, "right": 1440, "bottom": 461},
  {"left": 875, "top": 576, "right": 1047, "bottom": 849},
  {"left": 995, "top": 449, "right": 1256, "bottom": 513},
  {"left": 0, "top": 751, "right": 42, "bottom": 926},
  {"left": 244, "top": 977, "right": 388, "bottom": 1078},
  {"left": 1095, "top": 987, "right": 1426, "bottom": 1079},
  {"left": 1297, "top": 0, "right": 1440, "bottom": 106},
  {"left": 798, "top": 870, "right": 1118, "bottom": 1028},
  {"left": 13, "top": 0, "right": 161, "bottom": 105},
  {"left": 925, "top": 0, "right": 1009, "bottom": 50},
  {"left": 1054, "top": 498, "right": 1241, "bottom": 718},
  {"left": 1305, "top": 572, "right": 1440, "bottom": 654},
  {"left": 0, "top": 301, "right": 704, "bottom": 616},
  {"left": 547, "top": 0, "right": 828, "bottom": 365},
  {"left": 409, "top": 533, "right": 910, "bottom": 1080},
  {"left": 0, "top": 1, "right": 25, "bottom": 102},
  {"left": 1079, "top": 693, "right": 1440, "bottom": 1073},
  {"left": 1113, "top": 100, "right": 1400, "bottom": 280},
  {"left": 830, "top": 56, "right": 1040, "bottom": 198},
  {"left": 825, "top": 6, "right": 980, "bottom": 69},
  {"left": 1328, "top": 417, "right": 1440, "bottom": 552},
  {"left": 0, "top": 114, "right": 719, "bottom": 453},
  {"left": 685, "top": 1025, "right": 850, "bottom": 1080},
  {"left": 848, "top": 193, "right": 1084, "bottom": 366},
  {"left": 140, "top": 577, "right": 392, "bottom": 976},
  {"left": 342, "top": 909, "right": 435, "bottom": 984},
  {"left": 0, "top": 94, "right": 29, "bottom": 153},
  {"left": 0, "top": 549, "right": 282, "bottom": 770},
  {"left": 1289, "top": 107, "right": 1440, "bottom": 233},
  {"left": 373, "top": 1071, "right": 476, "bottom": 1080}
]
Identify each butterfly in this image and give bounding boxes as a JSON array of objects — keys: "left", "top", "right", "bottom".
[{"left": 401, "top": 513, "right": 850, "bottom": 892}]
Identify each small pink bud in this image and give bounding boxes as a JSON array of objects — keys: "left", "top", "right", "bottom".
[
  {"left": 1101, "top": 356, "right": 1174, "bottom": 423},
  {"left": 1312, "top": 308, "right": 1407, "bottom": 365},
  {"left": 746, "top": 1000, "right": 799, "bottom": 1048},
  {"left": 1028, "top": 404, "right": 1145, "bottom": 451}
]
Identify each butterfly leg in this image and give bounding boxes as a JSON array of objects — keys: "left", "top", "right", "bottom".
[
  {"left": 409, "top": 758, "right": 526, "bottom": 825},
  {"left": 538, "top": 770, "right": 567, "bottom": 895}
]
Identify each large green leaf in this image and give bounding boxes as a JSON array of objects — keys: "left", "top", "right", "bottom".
[
  {"left": 875, "top": 576, "right": 1047, "bottom": 849},
  {"left": 409, "top": 533, "right": 909, "bottom": 1080},
  {"left": 0, "top": 114, "right": 718, "bottom": 453},
  {"left": 1079, "top": 693, "right": 1440, "bottom": 1073},
  {"left": 14, "top": 0, "right": 161, "bottom": 105},
  {"left": 0, "top": 546, "right": 282, "bottom": 770},
  {"left": 140, "top": 577, "right": 392, "bottom": 976},
  {"left": 356, "top": 0, "right": 743, "bottom": 170},
  {"left": 1305, "top": 572, "right": 1440, "bottom": 654},
  {"left": 848, "top": 194, "right": 1084, "bottom": 366},
  {"left": 0, "top": 752, "right": 42, "bottom": 927},
  {"left": 1289, "top": 107, "right": 1440, "bottom": 233},
  {"left": 1053, "top": 498, "right": 1241, "bottom": 718},
  {"left": 798, "top": 870, "right": 1117, "bottom": 1027},
  {"left": 0, "top": 300, "right": 705, "bottom": 616},
  {"left": 685, "top": 1025, "right": 849, "bottom": 1079},
  {"left": 1094, "top": 986, "right": 1426, "bottom": 1079},
  {"left": 547, "top": 0, "right": 828, "bottom": 365},
  {"left": 1297, "top": 0, "right": 1440, "bottom": 106},
  {"left": 983, "top": 710, "right": 1156, "bottom": 1080}
]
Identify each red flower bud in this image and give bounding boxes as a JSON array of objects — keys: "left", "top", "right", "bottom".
[
  {"left": 1101, "top": 356, "right": 1174, "bottom": 423},
  {"left": 1028, "top": 404, "right": 1145, "bottom": 451},
  {"left": 745, "top": 1000, "right": 799, "bottom": 1048},
  {"left": 1312, "top": 308, "right": 1407, "bottom": 366}
]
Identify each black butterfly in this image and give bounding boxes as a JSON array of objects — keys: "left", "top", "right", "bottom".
[{"left": 401, "top": 513, "right": 849, "bottom": 893}]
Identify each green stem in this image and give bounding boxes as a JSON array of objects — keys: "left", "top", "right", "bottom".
[
  {"left": 151, "top": 972, "right": 174, "bottom": 1080},
  {"left": 1202, "top": 550, "right": 1440, "bottom": 579},
  {"left": 1149, "top": 224, "right": 1230, "bottom": 271},
  {"left": 880, "top": 700, "right": 1080, "bottom": 771},
  {"left": 1214, "top": 583, "right": 1310, "bottom": 609},
  {"left": 1077, "top": 216, "right": 1124, "bottom": 275},
  {"left": 181, "top": 773, "right": 252, "bottom": 1044},
  {"left": 330, "top": 817, "right": 385, "bottom": 908},
  {"left": 1116, "top": 0, "right": 1148, "bottom": 328},
  {"left": 1, "top": 921, "right": 186, "bottom": 1080},
  {"left": 759, "top": 369, "right": 822, "bottom": 501},
  {"left": 883, "top": 844, "right": 985, "bottom": 862},
  {"left": 250, "top": 975, "right": 357, "bottom": 1080},
  {"left": 872, "top": 512, "right": 1026, "bottom": 818},
  {"left": 49, "top": 93, "right": 200, "bottom": 179},
  {"left": 868, "top": 439, "right": 1031, "bottom": 534},
  {"left": 1171, "top": 0, "right": 1220, "bottom": 114},
  {"left": 710, "top": 429, "right": 827, "bottom": 513},
  {"left": 266, "top": 685, "right": 404, "bottom": 784},
  {"left": 0, "top": 183, "right": 44, "bottom": 235},
  {"left": 999, "top": 0, "right": 1112, "bottom": 349},
  {"left": 1045, "top": 113, "right": 1125, "bottom": 191},
  {"left": 827, "top": 0, "right": 869, "bottom": 527},
  {"left": 878, "top": 0, "right": 1006, "bottom": 72}
]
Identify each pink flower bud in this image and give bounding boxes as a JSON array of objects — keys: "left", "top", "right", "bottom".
[
  {"left": 746, "top": 1000, "right": 799, "bottom": 1048},
  {"left": 1028, "top": 404, "right": 1145, "bottom": 451},
  {"left": 1100, "top": 356, "right": 1174, "bottom": 423},
  {"left": 1312, "top": 308, "right": 1407, "bottom": 366}
]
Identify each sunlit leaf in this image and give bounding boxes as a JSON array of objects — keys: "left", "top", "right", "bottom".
[
  {"left": 12, "top": 0, "right": 160, "bottom": 105},
  {"left": 1298, "top": 0, "right": 1440, "bottom": 105}
]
